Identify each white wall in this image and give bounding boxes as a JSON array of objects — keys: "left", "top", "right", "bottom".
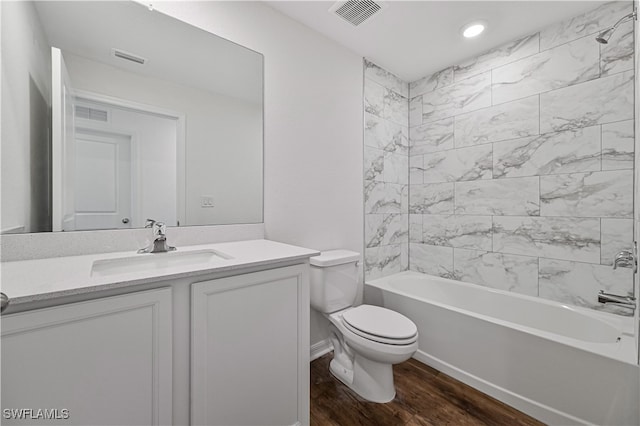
[
  {"left": 153, "top": 1, "right": 364, "bottom": 346},
  {"left": 0, "top": 1, "right": 51, "bottom": 233},
  {"left": 64, "top": 53, "right": 263, "bottom": 227}
]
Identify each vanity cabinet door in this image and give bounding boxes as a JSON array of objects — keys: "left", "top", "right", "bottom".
[
  {"left": 191, "top": 265, "right": 310, "bottom": 426},
  {"left": 1, "top": 287, "right": 172, "bottom": 425}
]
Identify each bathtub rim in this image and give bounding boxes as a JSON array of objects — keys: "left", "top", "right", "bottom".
[{"left": 366, "top": 270, "right": 637, "bottom": 365}]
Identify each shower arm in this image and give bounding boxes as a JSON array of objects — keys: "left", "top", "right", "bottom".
[{"left": 608, "top": 10, "right": 637, "bottom": 31}]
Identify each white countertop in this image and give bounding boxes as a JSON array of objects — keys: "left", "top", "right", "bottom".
[{"left": 1, "top": 239, "right": 319, "bottom": 307}]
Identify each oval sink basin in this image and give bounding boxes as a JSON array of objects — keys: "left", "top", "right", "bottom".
[{"left": 91, "top": 249, "right": 231, "bottom": 277}]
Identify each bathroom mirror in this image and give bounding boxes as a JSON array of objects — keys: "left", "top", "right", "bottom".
[{"left": 1, "top": 1, "right": 263, "bottom": 233}]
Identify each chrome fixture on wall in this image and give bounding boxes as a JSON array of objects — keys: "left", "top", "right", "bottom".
[
  {"left": 598, "top": 243, "right": 638, "bottom": 312},
  {"left": 612, "top": 243, "right": 637, "bottom": 273},
  {"left": 0, "top": 292, "right": 9, "bottom": 314},
  {"left": 597, "top": 290, "right": 636, "bottom": 311},
  {"left": 595, "top": 10, "right": 637, "bottom": 44}
]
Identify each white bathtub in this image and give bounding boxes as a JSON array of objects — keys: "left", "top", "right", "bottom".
[{"left": 365, "top": 271, "right": 640, "bottom": 426}]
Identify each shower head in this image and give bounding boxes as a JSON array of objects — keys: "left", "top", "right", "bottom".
[
  {"left": 595, "top": 10, "right": 636, "bottom": 44},
  {"left": 595, "top": 27, "right": 614, "bottom": 44}
]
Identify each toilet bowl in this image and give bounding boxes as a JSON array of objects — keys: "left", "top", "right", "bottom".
[
  {"left": 310, "top": 250, "right": 418, "bottom": 403},
  {"left": 326, "top": 305, "right": 418, "bottom": 402}
]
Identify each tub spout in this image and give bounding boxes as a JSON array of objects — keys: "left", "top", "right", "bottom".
[{"left": 597, "top": 290, "right": 636, "bottom": 311}]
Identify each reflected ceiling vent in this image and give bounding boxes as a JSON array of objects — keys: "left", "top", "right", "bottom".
[
  {"left": 111, "top": 48, "right": 147, "bottom": 65},
  {"left": 329, "top": 0, "right": 386, "bottom": 27},
  {"left": 75, "top": 105, "right": 109, "bottom": 122}
]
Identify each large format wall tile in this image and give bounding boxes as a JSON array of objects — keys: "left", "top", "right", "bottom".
[
  {"left": 410, "top": 118, "right": 454, "bottom": 154},
  {"left": 409, "top": 155, "right": 423, "bottom": 184},
  {"left": 410, "top": 67, "right": 453, "bottom": 97},
  {"left": 364, "top": 147, "right": 384, "bottom": 181},
  {"left": 422, "top": 72, "right": 491, "bottom": 123},
  {"left": 365, "top": 112, "right": 408, "bottom": 154},
  {"left": 409, "top": 96, "right": 422, "bottom": 128},
  {"left": 601, "top": 218, "right": 633, "bottom": 265},
  {"left": 365, "top": 244, "right": 404, "bottom": 280},
  {"left": 455, "top": 177, "right": 540, "bottom": 216},
  {"left": 539, "top": 70, "right": 633, "bottom": 133},
  {"left": 493, "top": 216, "right": 600, "bottom": 263},
  {"left": 602, "top": 120, "right": 634, "bottom": 171},
  {"left": 539, "top": 170, "right": 633, "bottom": 218},
  {"left": 365, "top": 214, "right": 408, "bottom": 248},
  {"left": 365, "top": 79, "right": 408, "bottom": 127},
  {"left": 365, "top": 78, "right": 386, "bottom": 118},
  {"left": 539, "top": 258, "right": 633, "bottom": 314},
  {"left": 601, "top": 20, "right": 634, "bottom": 76},
  {"left": 365, "top": 181, "right": 404, "bottom": 214},
  {"left": 409, "top": 215, "right": 423, "bottom": 243},
  {"left": 453, "top": 249, "right": 539, "bottom": 296},
  {"left": 539, "top": 1, "right": 632, "bottom": 51},
  {"left": 384, "top": 152, "right": 408, "bottom": 184},
  {"left": 409, "top": 183, "right": 454, "bottom": 214},
  {"left": 453, "top": 34, "right": 540, "bottom": 82},
  {"left": 364, "top": 59, "right": 409, "bottom": 97},
  {"left": 422, "top": 215, "right": 492, "bottom": 250},
  {"left": 454, "top": 96, "right": 539, "bottom": 148},
  {"left": 493, "top": 126, "right": 601, "bottom": 178},
  {"left": 372, "top": 5, "right": 636, "bottom": 314},
  {"left": 409, "top": 243, "right": 454, "bottom": 278},
  {"left": 492, "top": 36, "right": 600, "bottom": 105},
  {"left": 423, "top": 144, "right": 492, "bottom": 183}
]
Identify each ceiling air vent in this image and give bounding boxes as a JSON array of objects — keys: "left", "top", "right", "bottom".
[
  {"left": 111, "top": 48, "right": 147, "bottom": 65},
  {"left": 75, "top": 105, "right": 109, "bottom": 122},
  {"left": 330, "top": 0, "right": 386, "bottom": 27}
]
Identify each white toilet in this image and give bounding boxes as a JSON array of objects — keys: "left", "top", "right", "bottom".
[{"left": 310, "top": 249, "right": 418, "bottom": 403}]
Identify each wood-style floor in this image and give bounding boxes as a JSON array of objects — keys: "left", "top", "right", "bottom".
[{"left": 310, "top": 353, "right": 545, "bottom": 426}]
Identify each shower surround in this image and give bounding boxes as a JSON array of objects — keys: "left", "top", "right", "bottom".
[{"left": 364, "top": 1, "right": 635, "bottom": 314}]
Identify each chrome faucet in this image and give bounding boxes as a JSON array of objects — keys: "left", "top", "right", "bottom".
[
  {"left": 138, "top": 219, "right": 176, "bottom": 254},
  {"left": 598, "top": 290, "right": 636, "bottom": 311},
  {"left": 597, "top": 243, "right": 638, "bottom": 312}
]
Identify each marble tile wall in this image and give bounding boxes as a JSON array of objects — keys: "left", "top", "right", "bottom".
[
  {"left": 408, "top": 1, "right": 635, "bottom": 315},
  {"left": 364, "top": 59, "right": 409, "bottom": 279}
]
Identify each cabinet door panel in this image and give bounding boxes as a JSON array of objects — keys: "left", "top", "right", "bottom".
[
  {"left": 191, "top": 265, "right": 309, "bottom": 426},
  {"left": 1, "top": 288, "right": 172, "bottom": 425}
]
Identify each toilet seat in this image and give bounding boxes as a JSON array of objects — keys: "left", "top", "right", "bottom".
[{"left": 341, "top": 305, "right": 417, "bottom": 345}]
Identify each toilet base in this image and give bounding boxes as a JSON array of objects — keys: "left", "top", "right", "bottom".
[{"left": 329, "top": 354, "right": 396, "bottom": 403}]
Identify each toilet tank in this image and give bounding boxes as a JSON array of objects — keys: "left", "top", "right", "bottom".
[{"left": 309, "top": 250, "right": 360, "bottom": 313}]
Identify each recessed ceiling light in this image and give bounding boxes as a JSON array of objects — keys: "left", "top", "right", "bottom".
[{"left": 462, "top": 21, "right": 486, "bottom": 38}]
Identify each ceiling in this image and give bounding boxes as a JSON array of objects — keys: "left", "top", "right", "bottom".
[
  {"left": 34, "top": 1, "right": 263, "bottom": 104},
  {"left": 266, "top": 1, "right": 608, "bottom": 82}
]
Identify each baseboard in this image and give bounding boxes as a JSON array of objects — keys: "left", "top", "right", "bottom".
[
  {"left": 310, "top": 338, "right": 333, "bottom": 361},
  {"left": 412, "top": 350, "right": 593, "bottom": 426}
]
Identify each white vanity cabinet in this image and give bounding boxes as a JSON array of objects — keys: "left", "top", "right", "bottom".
[
  {"left": 0, "top": 239, "right": 316, "bottom": 426},
  {"left": 0, "top": 287, "right": 173, "bottom": 426},
  {"left": 190, "top": 264, "right": 310, "bottom": 426}
]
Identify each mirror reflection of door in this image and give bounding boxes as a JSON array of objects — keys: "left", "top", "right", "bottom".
[
  {"left": 71, "top": 97, "right": 180, "bottom": 230},
  {"left": 74, "top": 130, "right": 132, "bottom": 231},
  {"left": 52, "top": 49, "right": 181, "bottom": 232}
]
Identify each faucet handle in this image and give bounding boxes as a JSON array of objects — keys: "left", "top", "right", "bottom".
[
  {"left": 612, "top": 244, "right": 638, "bottom": 272},
  {"left": 153, "top": 221, "right": 167, "bottom": 237},
  {"left": 145, "top": 219, "right": 157, "bottom": 228}
]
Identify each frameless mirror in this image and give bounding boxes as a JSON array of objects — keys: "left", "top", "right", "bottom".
[{"left": 1, "top": 1, "right": 263, "bottom": 233}]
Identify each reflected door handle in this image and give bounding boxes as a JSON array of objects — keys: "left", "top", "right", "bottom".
[{"left": 122, "top": 218, "right": 130, "bottom": 224}]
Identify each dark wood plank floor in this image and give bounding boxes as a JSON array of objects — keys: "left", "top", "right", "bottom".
[{"left": 311, "top": 353, "right": 545, "bottom": 426}]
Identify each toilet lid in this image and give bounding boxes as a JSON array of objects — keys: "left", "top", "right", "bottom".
[{"left": 342, "top": 305, "right": 417, "bottom": 340}]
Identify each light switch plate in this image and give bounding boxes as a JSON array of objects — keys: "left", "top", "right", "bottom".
[{"left": 201, "top": 196, "right": 215, "bottom": 208}]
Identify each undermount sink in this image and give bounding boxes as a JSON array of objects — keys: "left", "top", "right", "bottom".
[{"left": 91, "top": 249, "right": 232, "bottom": 277}]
